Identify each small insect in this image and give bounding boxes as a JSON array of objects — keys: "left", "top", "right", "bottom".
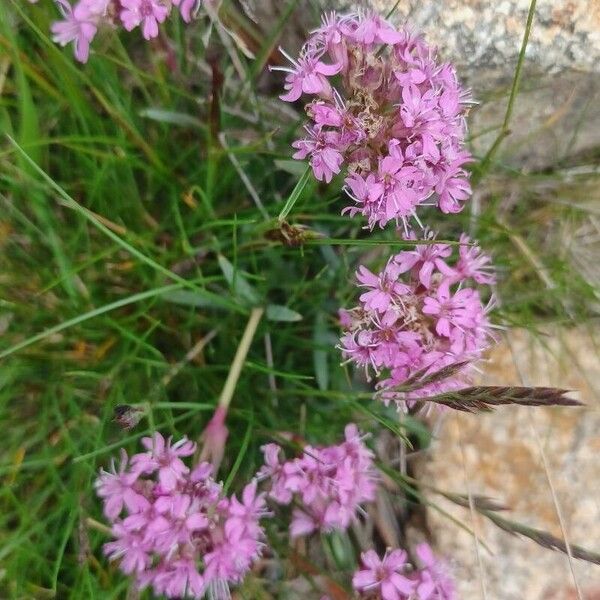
[{"left": 113, "top": 404, "right": 144, "bottom": 430}]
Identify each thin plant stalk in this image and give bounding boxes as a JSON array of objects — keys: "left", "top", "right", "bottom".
[{"left": 199, "top": 307, "right": 264, "bottom": 469}]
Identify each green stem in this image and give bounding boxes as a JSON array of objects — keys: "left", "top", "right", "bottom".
[{"left": 473, "top": 0, "right": 537, "bottom": 184}]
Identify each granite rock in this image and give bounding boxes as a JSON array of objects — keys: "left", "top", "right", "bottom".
[{"left": 420, "top": 328, "right": 600, "bottom": 600}]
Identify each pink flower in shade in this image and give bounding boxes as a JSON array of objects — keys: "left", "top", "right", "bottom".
[
  {"left": 352, "top": 549, "right": 416, "bottom": 600},
  {"left": 414, "top": 543, "right": 456, "bottom": 600},
  {"left": 339, "top": 235, "right": 496, "bottom": 408},
  {"left": 257, "top": 443, "right": 293, "bottom": 503},
  {"left": 276, "top": 11, "right": 473, "bottom": 230},
  {"left": 50, "top": 0, "right": 98, "bottom": 63},
  {"left": 94, "top": 449, "right": 149, "bottom": 520},
  {"left": 96, "top": 435, "right": 268, "bottom": 599},
  {"left": 351, "top": 544, "right": 457, "bottom": 600},
  {"left": 45, "top": 0, "right": 207, "bottom": 63},
  {"left": 120, "top": 0, "right": 169, "bottom": 39},
  {"left": 292, "top": 126, "right": 344, "bottom": 183},
  {"left": 227, "top": 480, "right": 269, "bottom": 537},
  {"left": 104, "top": 524, "right": 151, "bottom": 574},
  {"left": 261, "top": 424, "right": 377, "bottom": 537},
  {"left": 132, "top": 432, "right": 195, "bottom": 491},
  {"left": 151, "top": 558, "right": 205, "bottom": 598},
  {"left": 172, "top": 0, "right": 201, "bottom": 23}
]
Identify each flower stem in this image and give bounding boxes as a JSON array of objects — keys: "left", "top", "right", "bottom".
[
  {"left": 200, "top": 307, "right": 264, "bottom": 469},
  {"left": 217, "top": 307, "right": 264, "bottom": 412}
]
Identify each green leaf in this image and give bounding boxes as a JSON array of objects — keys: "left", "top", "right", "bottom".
[
  {"left": 278, "top": 165, "right": 312, "bottom": 222},
  {"left": 139, "top": 108, "right": 203, "bottom": 129},
  {"left": 266, "top": 304, "right": 303, "bottom": 322},
  {"left": 217, "top": 254, "right": 260, "bottom": 305},
  {"left": 313, "top": 312, "right": 329, "bottom": 391},
  {"left": 274, "top": 159, "right": 307, "bottom": 177},
  {"left": 162, "top": 290, "right": 231, "bottom": 310},
  {"left": 399, "top": 414, "right": 432, "bottom": 449}
]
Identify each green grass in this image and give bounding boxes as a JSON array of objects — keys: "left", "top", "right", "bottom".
[{"left": 1, "top": 1, "right": 599, "bottom": 598}]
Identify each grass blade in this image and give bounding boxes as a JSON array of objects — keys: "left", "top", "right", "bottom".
[
  {"left": 0, "top": 283, "right": 182, "bottom": 360},
  {"left": 278, "top": 165, "right": 312, "bottom": 222}
]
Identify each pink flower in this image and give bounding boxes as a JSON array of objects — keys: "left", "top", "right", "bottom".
[
  {"left": 290, "top": 507, "right": 318, "bottom": 537},
  {"left": 415, "top": 543, "right": 456, "bottom": 600},
  {"left": 398, "top": 85, "right": 437, "bottom": 130},
  {"left": 104, "top": 524, "right": 151, "bottom": 574},
  {"left": 422, "top": 286, "right": 481, "bottom": 338},
  {"left": 438, "top": 233, "right": 496, "bottom": 285},
  {"left": 356, "top": 260, "right": 408, "bottom": 313},
  {"left": 308, "top": 100, "right": 344, "bottom": 127},
  {"left": 394, "top": 239, "right": 452, "bottom": 289},
  {"left": 227, "top": 480, "right": 269, "bottom": 537},
  {"left": 351, "top": 14, "right": 404, "bottom": 45},
  {"left": 94, "top": 449, "right": 148, "bottom": 520},
  {"left": 261, "top": 425, "right": 376, "bottom": 537},
  {"left": 50, "top": 0, "right": 98, "bottom": 63},
  {"left": 131, "top": 432, "right": 195, "bottom": 491},
  {"left": 45, "top": 0, "right": 205, "bottom": 61},
  {"left": 258, "top": 444, "right": 293, "bottom": 503},
  {"left": 311, "top": 12, "right": 354, "bottom": 66},
  {"left": 271, "top": 48, "right": 342, "bottom": 102},
  {"left": 339, "top": 236, "right": 495, "bottom": 407},
  {"left": 292, "top": 126, "right": 344, "bottom": 183},
  {"left": 96, "top": 433, "right": 268, "bottom": 599},
  {"left": 172, "top": 0, "right": 201, "bottom": 23},
  {"left": 277, "top": 11, "right": 473, "bottom": 230},
  {"left": 353, "top": 549, "right": 416, "bottom": 600},
  {"left": 120, "top": 0, "right": 169, "bottom": 39},
  {"left": 152, "top": 558, "right": 205, "bottom": 598}
]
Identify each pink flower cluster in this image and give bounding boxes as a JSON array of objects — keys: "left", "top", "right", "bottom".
[
  {"left": 352, "top": 544, "right": 456, "bottom": 600},
  {"left": 273, "top": 12, "right": 473, "bottom": 230},
  {"left": 50, "top": 0, "right": 202, "bottom": 63},
  {"left": 95, "top": 432, "right": 267, "bottom": 599},
  {"left": 339, "top": 234, "right": 495, "bottom": 405},
  {"left": 258, "top": 424, "right": 377, "bottom": 537}
]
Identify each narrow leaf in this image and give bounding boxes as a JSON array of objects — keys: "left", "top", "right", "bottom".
[
  {"left": 139, "top": 108, "right": 203, "bottom": 128},
  {"left": 313, "top": 312, "right": 329, "bottom": 391},
  {"left": 217, "top": 254, "right": 260, "bottom": 305},
  {"left": 163, "top": 290, "right": 230, "bottom": 310},
  {"left": 274, "top": 159, "right": 307, "bottom": 176},
  {"left": 278, "top": 165, "right": 312, "bottom": 222},
  {"left": 266, "top": 304, "right": 303, "bottom": 322}
]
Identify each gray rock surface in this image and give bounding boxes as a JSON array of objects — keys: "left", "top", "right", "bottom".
[{"left": 372, "top": 0, "right": 600, "bottom": 74}]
